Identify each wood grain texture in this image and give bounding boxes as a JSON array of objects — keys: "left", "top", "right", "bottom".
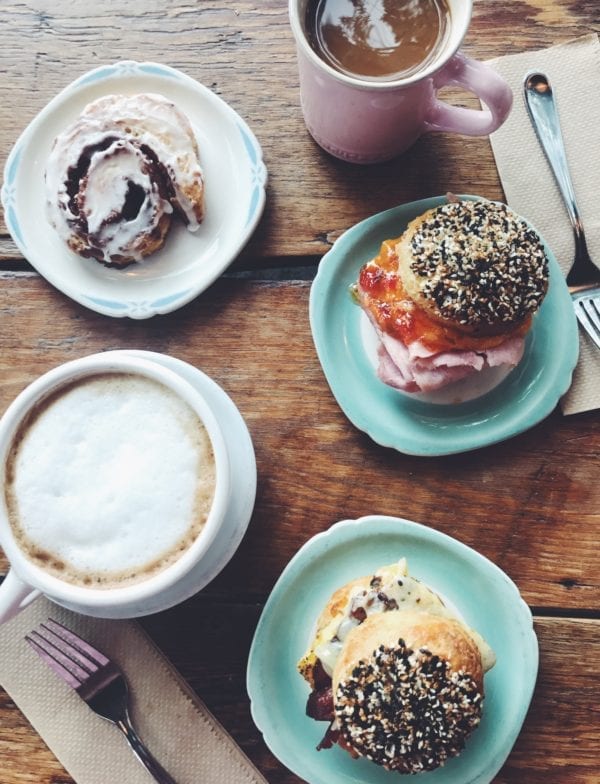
[
  {"left": 145, "top": 612, "right": 600, "bottom": 784},
  {"left": 0, "top": 275, "right": 597, "bottom": 612},
  {"left": 1, "top": 613, "right": 598, "bottom": 783},
  {"left": 0, "top": 272, "right": 598, "bottom": 784},
  {"left": 0, "top": 0, "right": 599, "bottom": 260},
  {"left": 0, "top": 1, "right": 599, "bottom": 782}
]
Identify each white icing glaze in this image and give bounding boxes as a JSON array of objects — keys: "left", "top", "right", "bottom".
[
  {"left": 45, "top": 93, "right": 204, "bottom": 264},
  {"left": 85, "top": 139, "right": 172, "bottom": 262}
]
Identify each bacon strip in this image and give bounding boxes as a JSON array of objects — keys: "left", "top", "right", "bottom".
[{"left": 306, "top": 686, "right": 334, "bottom": 722}]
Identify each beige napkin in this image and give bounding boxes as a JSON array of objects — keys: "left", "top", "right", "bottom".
[
  {"left": 0, "top": 597, "right": 268, "bottom": 784},
  {"left": 488, "top": 33, "right": 600, "bottom": 415}
]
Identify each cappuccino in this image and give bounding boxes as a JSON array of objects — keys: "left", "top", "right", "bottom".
[{"left": 4, "top": 373, "right": 216, "bottom": 589}]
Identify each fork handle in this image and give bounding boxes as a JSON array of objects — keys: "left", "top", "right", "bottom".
[
  {"left": 116, "top": 716, "right": 179, "bottom": 784},
  {"left": 523, "top": 72, "right": 586, "bottom": 248}
]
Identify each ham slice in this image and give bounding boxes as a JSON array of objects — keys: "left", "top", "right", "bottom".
[
  {"left": 371, "top": 319, "right": 525, "bottom": 393},
  {"left": 484, "top": 336, "right": 526, "bottom": 367}
]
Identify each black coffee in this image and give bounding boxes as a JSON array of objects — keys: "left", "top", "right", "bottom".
[{"left": 305, "top": 0, "right": 451, "bottom": 81}]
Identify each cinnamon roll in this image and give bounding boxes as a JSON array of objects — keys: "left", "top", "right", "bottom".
[{"left": 45, "top": 93, "right": 205, "bottom": 266}]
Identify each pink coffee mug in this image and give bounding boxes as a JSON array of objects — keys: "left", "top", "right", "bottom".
[{"left": 289, "top": 0, "right": 513, "bottom": 164}]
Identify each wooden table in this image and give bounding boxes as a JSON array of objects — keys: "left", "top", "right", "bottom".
[{"left": 0, "top": 1, "right": 598, "bottom": 782}]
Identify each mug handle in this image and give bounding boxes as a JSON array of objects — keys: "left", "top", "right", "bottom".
[
  {"left": 0, "top": 569, "right": 40, "bottom": 624},
  {"left": 423, "top": 52, "right": 513, "bottom": 136}
]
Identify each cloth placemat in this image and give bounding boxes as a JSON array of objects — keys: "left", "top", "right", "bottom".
[
  {"left": 488, "top": 33, "right": 600, "bottom": 415},
  {"left": 0, "top": 597, "right": 268, "bottom": 784}
]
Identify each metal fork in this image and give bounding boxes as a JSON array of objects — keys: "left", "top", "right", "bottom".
[
  {"left": 524, "top": 71, "right": 600, "bottom": 349},
  {"left": 26, "top": 619, "right": 178, "bottom": 784}
]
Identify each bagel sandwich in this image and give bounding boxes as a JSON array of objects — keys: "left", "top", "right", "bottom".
[{"left": 355, "top": 199, "right": 549, "bottom": 395}]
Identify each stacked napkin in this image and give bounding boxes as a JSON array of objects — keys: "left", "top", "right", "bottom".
[
  {"left": 488, "top": 33, "right": 600, "bottom": 415},
  {"left": 0, "top": 597, "right": 268, "bottom": 784}
]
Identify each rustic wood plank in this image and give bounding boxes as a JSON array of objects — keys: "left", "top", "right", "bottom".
[
  {"left": 0, "top": 5, "right": 598, "bottom": 782},
  {"left": 149, "top": 612, "right": 600, "bottom": 784},
  {"left": 1, "top": 614, "right": 598, "bottom": 783},
  {"left": 0, "top": 274, "right": 597, "bottom": 612},
  {"left": 1, "top": 0, "right": 598, "bottom": 259}
]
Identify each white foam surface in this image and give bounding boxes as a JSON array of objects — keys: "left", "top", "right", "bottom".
[{"left": 8, "top": 374, "right": 215, "bottom": 583}]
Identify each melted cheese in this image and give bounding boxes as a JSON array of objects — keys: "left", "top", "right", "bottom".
[{"left": 304, "top": 560, "right": 495, "bottom": 679}]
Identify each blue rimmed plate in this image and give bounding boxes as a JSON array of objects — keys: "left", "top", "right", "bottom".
[
  {"left": 309, "top": 196, "right": 578, "bottom": 456},
  {"left": 247, "top": 515, "right": 538, "bottom": 784},
  {"left": 1, "top": 61, "right": 267, "bottom": 319}
]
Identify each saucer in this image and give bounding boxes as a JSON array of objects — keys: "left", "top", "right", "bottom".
[
  {"left": 309, "top": 196, "right": 579, "bottom": 456},
  {"left": 77, "top": 350, "right": 257, "bottom": 617},
  {"left": 1, "top": 61, "right": 267, "bottom": 319},
  {"left": 247, "top": 515, "right": 538, "bottom": 784}
]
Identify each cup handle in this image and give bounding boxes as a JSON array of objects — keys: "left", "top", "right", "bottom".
[
  {"left": 423, "top": 52, "right": 513, "bottom": 136},
  {"left": 0, "top": 570, "right": 40, "bottom": 624}
]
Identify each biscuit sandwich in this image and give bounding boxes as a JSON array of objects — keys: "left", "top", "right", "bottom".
[{"left": 298, "top": 559, "right": 495, "bottom": 774}]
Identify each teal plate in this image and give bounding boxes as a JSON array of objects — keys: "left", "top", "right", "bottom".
[
  {"left": 309, "top": 196, "right": 579, "bottom": 456},
  {"left": 247, "top": 516, "right": 538, "bottom": 784}
]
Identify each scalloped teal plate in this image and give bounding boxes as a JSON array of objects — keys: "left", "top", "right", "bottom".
[
  {"left": 247, "top": 516, "right": 538, "bottom": 784},
  {"left": 309, "top": 196, "right": 579, "bottom": 456}
]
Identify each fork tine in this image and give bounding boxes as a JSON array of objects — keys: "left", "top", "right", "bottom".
[
  {"left": 575, "top": 298, "right": 600, "bottom": 349},
  {"left": 43, "top": 619, "right": 110, "bottom": 667},
  {"left": 25, "top": 633, "right": 85, "bottom": 690},
  {"left": 27, "top": 628, "right": 95, "bottom": 678},
  {"left": 36, "top": 624, "right": 100, "bottom": 675},
  {"left": 585, "top": 297, "right": 600, "bottom": 330}
]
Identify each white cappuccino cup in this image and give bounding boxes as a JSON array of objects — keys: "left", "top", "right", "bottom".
[{"left": 0, "top": 352, "right": 230, "bottom": 623}]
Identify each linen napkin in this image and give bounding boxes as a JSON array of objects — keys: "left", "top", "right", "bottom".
[
  {"left": 487, "top": 33, "right": 600, "bottom": 415},
  {"left": 0, "top": 597, "right": 268, "bottom": 784}
]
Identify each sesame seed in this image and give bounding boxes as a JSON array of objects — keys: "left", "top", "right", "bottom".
[
  {"left": 334, "top": 639, "right": 483, "bottom": 773},
  {"left": 409, "top": 201, "right": 549, "bottom": 327}
]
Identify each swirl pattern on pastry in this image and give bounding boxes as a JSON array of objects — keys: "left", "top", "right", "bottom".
[{"left": 45, "top": 93, "right": 205, "bottom": 266}]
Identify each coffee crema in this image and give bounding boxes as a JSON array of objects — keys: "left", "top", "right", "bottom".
[
  {"left": 305, "top": 0, "right": 451, "bottom": 81},
  {"left": 4, "top": 373, "right": 216, "bottom": 589}
]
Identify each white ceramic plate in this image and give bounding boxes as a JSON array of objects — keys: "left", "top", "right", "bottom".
[
  {"left": 248, "top": 516, "right": 538, "bottom": 784},
  {"left": 1, "top": 61, "right": 267, "bottom": 319}
]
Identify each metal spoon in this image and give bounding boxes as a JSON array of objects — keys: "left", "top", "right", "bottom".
[{"left": 523, "top": 72, "right": 598, "bottom": 288}]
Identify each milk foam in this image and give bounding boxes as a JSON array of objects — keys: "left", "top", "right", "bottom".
[{"left": 5, "top": 374, "right": 216, "bottom": 588}]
